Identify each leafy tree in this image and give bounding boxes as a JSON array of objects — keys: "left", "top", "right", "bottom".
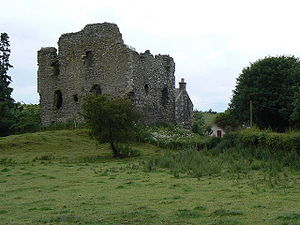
[
  {"left": 0, "top": 101, "right": 16, "bottom": 136},
  {"left": 214, "top": 110, "right": 240, "bottom": 132},
  {"left": 11, "top": 104, "right": 41, "bottom": 134},
  {"left": 0, "top": 33, "right": 15, "bottom": 136},
  {"left": 230, "top": 56, "right": 300, "bottom": 131},
  {"left": 290, "top": 89, "right": 300, "bottom": 128},
  {"left": 82, "top": 94, "right": 141, "bottom": 158},
  {"left": 192, "top": 110, "right": 206, "bottom": 135}
]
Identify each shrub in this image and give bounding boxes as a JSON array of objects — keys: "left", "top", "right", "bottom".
[
  {"left": 11, "top": 104, "right": 41, "bottom": 133},
  {"left": 81, "top": 94, "right": 141, "bottom": 158},
  {"left": 141, "top": 124, "right": 216, "bottom": 150},
  {"left": 192, "top": 111, "right": 206, "bottom": 135},
  {"left": 222, "top": 128, "right": 300, "bottom": 155}
]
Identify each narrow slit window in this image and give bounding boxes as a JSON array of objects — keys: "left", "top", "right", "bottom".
[
  {"left": 84, "top": 51, "right": 93, "bottom": 67},
  {"left": 54, "top": 90, "right": 63, "bottom": 109},
  {"left": 161, "top": 87, "right": 169, "bottom": 107},
  {"left": 144, "top": 84, "right": 149, "bottom": 94},
  {"left": 51, "top": 60, "right": 59, "bottom": 76},
  {"left": 73, "top": 94, "right": 79, "bottom": 102}
]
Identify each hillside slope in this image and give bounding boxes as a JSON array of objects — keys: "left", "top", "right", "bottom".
[{"left": 0, "top": 129, "right": 299, "bottom": 225}]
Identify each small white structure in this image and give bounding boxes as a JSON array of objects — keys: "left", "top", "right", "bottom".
[{"left": 210, "top": 124, "right": 225, "bottom": 137}]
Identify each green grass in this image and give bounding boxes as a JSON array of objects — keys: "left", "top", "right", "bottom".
[{"left": 0, "top": 129, "right": 300, "bottom": 225}]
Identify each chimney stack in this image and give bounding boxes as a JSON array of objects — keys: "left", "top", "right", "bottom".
[{"left": 179, "top": 78, "right": 186, "bottom": 91}]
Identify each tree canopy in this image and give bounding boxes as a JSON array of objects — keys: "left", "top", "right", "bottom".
[
  {"left": 230, "top": 56, "right": 300, "bottom": 131},
  {"left": 192, "top": 110, "right": 206, "bottom": 135},
  {"left": 214, "top": 110, "right": 240, "bottom": 132},
  {"left": 81, "top": 94, "right": 141, "bottom": 157}
]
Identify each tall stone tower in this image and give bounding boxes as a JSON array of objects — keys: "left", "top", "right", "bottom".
[{"left": 38, "top": 23, "right": 178, "bottom": 126}]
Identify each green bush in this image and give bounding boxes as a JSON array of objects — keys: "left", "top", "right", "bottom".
[
  {"left": 140, "top": 124, "right": 219, "bottom": 151},
  {"left": 216, "top": 128, "right": 300, "bottom": 162},
  {"left": 11, "top": 104, "right": 41, "bottom": 134},
  {"left": 81, "top": 94, "right": 141, "bottom": 158}
]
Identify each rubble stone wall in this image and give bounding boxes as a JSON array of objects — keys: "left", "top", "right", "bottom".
[{"left": 38, "top": 23, "right": 179, "bottom": 126}]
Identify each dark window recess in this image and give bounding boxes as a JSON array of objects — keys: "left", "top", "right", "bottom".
[
  {"left": 73, "top": 94, "right": 79, "bottom": 102},
  {"left": 89, "top": 84, "right": 102, "bottom": 96},
  {"left": 144, "top": 84, "right": 149, "bottom": 94},
  {"left": 51, "top": 60, "right": 60, "bottom": 76},
  {"left": 84, "top": 51, "right": 93, "bottom": 67},
  {"left": 161, "top": 87, "right": 169, "bottom": 107},
  {"left": 127, "top": 91, "right": 135, "bottom": 102},
  {"left": 54, "top": 90, "right": 63, "bottom": 109}
]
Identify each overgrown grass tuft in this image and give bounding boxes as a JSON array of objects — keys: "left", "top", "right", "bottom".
[{"left": 143, "top": 145, "right": 299, "bottom": 186}]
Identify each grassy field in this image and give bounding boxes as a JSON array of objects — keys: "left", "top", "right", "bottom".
[{"left": 0, "top": 129, "right": 300, "bottom": 225}]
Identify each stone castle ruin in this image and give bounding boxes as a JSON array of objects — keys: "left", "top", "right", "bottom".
[{"left": 38, "top": 23, "right": 193, "bottom": 128}]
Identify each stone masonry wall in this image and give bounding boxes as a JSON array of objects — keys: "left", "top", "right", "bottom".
[
  {"left": 38, "top": 23, "right": 178, "bottom": 125},
  {"left": 175, "top": 79, "right": 193, "bottom": 129}
]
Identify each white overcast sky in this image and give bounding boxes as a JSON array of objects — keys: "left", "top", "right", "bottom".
[{"left": 2, "top": 0, "right": 300, "bottom": 111}]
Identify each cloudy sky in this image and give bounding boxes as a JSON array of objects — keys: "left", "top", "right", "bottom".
[{"left": 2, "top": 0, "right": 300, "bottom": 111}]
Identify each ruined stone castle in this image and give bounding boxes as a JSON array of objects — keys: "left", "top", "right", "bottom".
[{"left": 38, "top": 23, "right": 193, "bottom": 128}]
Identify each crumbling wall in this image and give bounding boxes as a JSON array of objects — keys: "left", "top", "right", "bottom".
[
  {"left": 131, "top": 50, "right": 175, "bottom": 124},
  {"left": 38, "top": 23, "right": 177, "bottom": 125},
  {"left": 37, "top": 47, "right": 60, "bottom": 124}
]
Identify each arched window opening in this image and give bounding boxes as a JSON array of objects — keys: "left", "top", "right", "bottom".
[
  {"left": 73, "top": 94, "right": 79, "bottom": 102},
  {"left": 144, "top": 84, "right": 149, "bottom": 94},
  {"left": 89, "top": 84, "right": 102, "bottom": 96},
  {"left": 161, "top": 87, "right": 169, "bottom": 107},
  {"left": 54, "top": 90, "right": 63, "bottom": 109},
  {"left": 51, "top": 60, "right": 59, "bottom": 76},
  {"left": 84, "top": 51, "right": 93, "bottom": 67}
]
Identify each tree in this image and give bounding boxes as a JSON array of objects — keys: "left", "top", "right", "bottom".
[
  {"left": 290, "top": 89, "right": 300, "bottom": 128},
  {"left": 214, "top": 110, "right": 240, "bottom": 132},
  {"left": 230, "top": 56, "right": 300, "bottom": 131},
  {"left": 0, "top": 33, "right": 13, "bottom": 102},
  {"left": 81, "top": 94, "right": 141, "bottom": 158},
  {"left": 0, "top": 33, "right": 15, "bottom": 136},
  {"left": 192, "top": 110, "right": 206, "bottom": 135},
  {"left": 11, "top": 104, "right": 41, "bottom": 134}
]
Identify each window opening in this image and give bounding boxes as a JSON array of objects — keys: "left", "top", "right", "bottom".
[
  {"left": 161, "top": 87, "right": 169, "bottom": 107},
  {"left": 51, "top": 60, "right": 59, "bottom": 76},
  {"left": 89, "top": 84, "right": 101, "bottom": 96},
  {"left": 73, "top": 94, "right": 79, "bottom": 102},
  {"left": 54, "top": 90, "right": 63, "bottom": 109},
  {"left": 144, "top": 84, "right": 149, "bottom": 94},
  {"left": 84, "top": 51, "right": 93, "bottom": 67},
  {"left": 127, "top": 91, "right": 135, "bottom": 102}
]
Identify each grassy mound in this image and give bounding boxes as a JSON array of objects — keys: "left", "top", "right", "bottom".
[{"left": 0, "top": 129, "right": 299, "bottom": 225}]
